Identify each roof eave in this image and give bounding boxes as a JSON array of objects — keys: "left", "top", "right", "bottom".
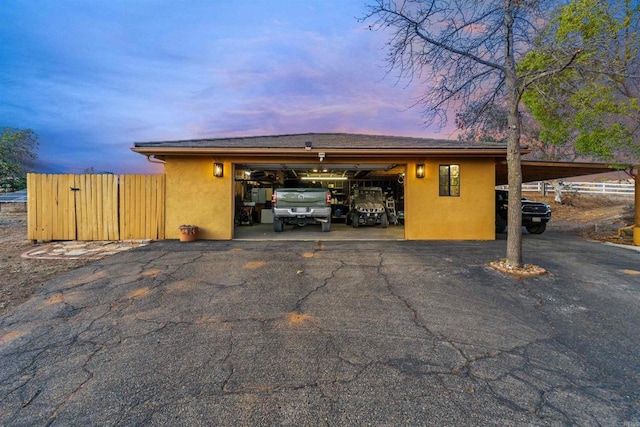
[{"left": 131, "top": 147, "right": 515, "bottom": 158}]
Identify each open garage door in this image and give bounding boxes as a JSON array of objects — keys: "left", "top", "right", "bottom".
[{"left": 232, "top": 162, "right": 406, "bottom": 240}]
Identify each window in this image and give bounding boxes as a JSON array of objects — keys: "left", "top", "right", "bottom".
[{"left": 439, "top": 165, "right": 460, "bottom": 196}]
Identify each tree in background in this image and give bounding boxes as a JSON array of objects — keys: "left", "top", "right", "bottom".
[
  {"left": 521, "top": 0, "right": 639, "bottom": 165},
  {"left": 364, "top": 0, "right": 581, "bottom": 268},
  {"left": 82, "top": 166, "right": 114, "bottom": 174},
  {"left": 0, "top": 127, "right": 38, "bottom": 191}
]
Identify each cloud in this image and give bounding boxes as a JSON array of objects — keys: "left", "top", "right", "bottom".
[{"left": 1, "top": 0, "right": 455, "bottom": 173}]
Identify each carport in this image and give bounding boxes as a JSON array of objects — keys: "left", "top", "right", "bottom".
[
  {"left": 499, "top": 160, "right": 639, "bottom": 245},
  {"left": 496, "top": 160, "right": 632, "bottom": 185}
]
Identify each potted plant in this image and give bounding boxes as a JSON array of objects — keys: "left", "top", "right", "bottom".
[{"left": 178, "top": 225, "right": 198, "bottom": 242}]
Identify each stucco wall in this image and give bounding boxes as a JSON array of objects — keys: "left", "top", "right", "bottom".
[
  {"left": 405, "top": 159, "right": 495, "bottom": 240},
  {"left": 165, "top": 157, "right": 233, "bottom": 240}
]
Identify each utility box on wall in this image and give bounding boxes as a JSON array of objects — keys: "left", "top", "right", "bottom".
[{"left": 251, "top": 188, "right": 272, "bottom": 204}]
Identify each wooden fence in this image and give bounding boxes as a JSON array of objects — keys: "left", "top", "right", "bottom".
[
  {"left": 498, "top": 181, "right": 635, "bottom": 196},
  {"left": 27, "top": 174, "right": 165, "bottom": 241},
  {"left": 521, "top": 181, "right": 635, "bottom": 196}
]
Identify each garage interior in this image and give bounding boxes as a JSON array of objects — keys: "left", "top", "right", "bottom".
[{"left": 233, "top": 162, "right": 407, "bottom": 239}]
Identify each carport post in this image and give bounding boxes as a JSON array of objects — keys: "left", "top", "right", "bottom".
[{"left": 634, "top": 168, "right": 639, "bottom": 246}]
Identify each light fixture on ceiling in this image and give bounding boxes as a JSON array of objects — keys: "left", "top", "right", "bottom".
[
  {"left": 416, "top": 163, "right": 425, "bottom": 179},
  {"left": 301, "top": 176, "right": 347, "bottom": 181},
  {"left": 214, "top": 162, "right": 224, "bottom": 178},
  {"left": 305, "top": 141, "right": 312, "bottom": 150}
]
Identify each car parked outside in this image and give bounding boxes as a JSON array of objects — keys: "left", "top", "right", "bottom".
[{"left": 495, "top": 189, "right": 551, "bottom": 234}]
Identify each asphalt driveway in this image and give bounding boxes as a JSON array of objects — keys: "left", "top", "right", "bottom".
[{"left": 1, "top": 233, "right": 639, "bottom": 426}]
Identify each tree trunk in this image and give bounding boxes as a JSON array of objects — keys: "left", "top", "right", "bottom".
[{"left": 504, "top": 1, "right": 523, "bottom": 268}]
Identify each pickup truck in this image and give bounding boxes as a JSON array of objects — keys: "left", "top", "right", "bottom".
[
  {"left": 347, "top": 186, "right": 389, "bottom": 228},
  {"left": 495, "top": 190, "right": 551, "bottom": 234},
  {"left": 271, "top": 188, "right": 332, "bottom": 232}
]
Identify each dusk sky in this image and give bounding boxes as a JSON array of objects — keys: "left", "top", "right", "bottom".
[{"left": 1, "top": 1, "right": 455, "bottom": 174}]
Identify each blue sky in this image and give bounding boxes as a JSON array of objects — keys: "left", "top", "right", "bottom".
[{"left": 1, "top": 1, "right": 453, "bottom": 174}]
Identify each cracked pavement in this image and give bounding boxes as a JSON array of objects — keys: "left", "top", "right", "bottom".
[{"left": 1, "top": 234, "right": 639, "bottom": 425}]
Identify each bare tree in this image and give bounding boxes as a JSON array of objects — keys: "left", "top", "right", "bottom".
[
  {"left": 457, "top": 101, "right": 579, "bottom": 202},
  {"left": 364, "top": 0, "right": 580, "bottom": 268},
  {"left": 456, "top": 101, "right": 585, "bottom": 162}
]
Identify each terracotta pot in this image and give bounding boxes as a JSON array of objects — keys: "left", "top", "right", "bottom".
[{"left": 178, "top": 225, "right": 198, "bottom": 242}]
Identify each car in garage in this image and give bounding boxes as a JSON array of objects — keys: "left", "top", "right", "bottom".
[
  {"left": 495, "top": 189, "right": 551, "bottom": 234},
  {"left": 347, "top": 186, "right": 389, "bottom": 228}
]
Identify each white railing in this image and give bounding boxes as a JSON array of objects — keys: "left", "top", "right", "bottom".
[{"left": 511, "top": 181, "right": 635, "bottom": 196}]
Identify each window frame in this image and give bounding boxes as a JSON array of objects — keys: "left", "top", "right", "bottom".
[{"left": 439, "top": 164, "right": 460, "bottom": 197}]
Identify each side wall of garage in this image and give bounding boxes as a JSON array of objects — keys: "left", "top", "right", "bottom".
[
  {"left": 405, "top": 158, "right": 495, "bottom": 240},
  {"left": 165, "top": 156, "right": 234, "bottom": 240}
]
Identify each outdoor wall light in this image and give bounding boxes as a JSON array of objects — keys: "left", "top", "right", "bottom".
[
  {"left": 416, "top": 164, "right": 425, "bottom": 179},
  {"left": 214, "top": 162, "right": 224, "bottom": 178}
]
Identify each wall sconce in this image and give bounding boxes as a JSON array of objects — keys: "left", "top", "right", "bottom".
[
  {"left": 416, "top": 164, "right": 425, "bottom": 179},
  {"left": 214, "top": 162, "right": 224, "bottom": 178}
]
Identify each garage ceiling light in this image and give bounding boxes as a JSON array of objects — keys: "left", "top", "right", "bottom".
[
  {"left": 301, "top": 176, "right": 348, "bottom": 181},
  {"left": 237, "top": 164, "right": 396, "bottom": 171}
]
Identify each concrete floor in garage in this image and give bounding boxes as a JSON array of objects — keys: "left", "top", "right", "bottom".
[{"left": 234, "top": 222, "right": 405, "bottom": 240}]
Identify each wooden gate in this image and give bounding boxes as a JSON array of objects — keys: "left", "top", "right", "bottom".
[
  {"left": 27, "top": 174, "right": 165, "bottom": 241},
  {"left": 119, "top": 175, "right": 165, "bottom": 240}
]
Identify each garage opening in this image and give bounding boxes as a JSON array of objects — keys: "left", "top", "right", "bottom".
[{"left": 232, "top": 163, "right": 406, "bottom": 240}]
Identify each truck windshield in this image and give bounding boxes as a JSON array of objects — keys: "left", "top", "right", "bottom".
[{"left": 355, "top": 191, "right": 383, "bottom": 202}]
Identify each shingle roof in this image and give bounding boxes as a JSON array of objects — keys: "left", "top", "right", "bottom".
[{"left": 134, "top": 133, "right": 506, "bottom": 150}]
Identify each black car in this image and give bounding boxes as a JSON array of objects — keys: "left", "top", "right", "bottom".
[{"left": 495, "top": 190, "right": 551, "bottom": 234}]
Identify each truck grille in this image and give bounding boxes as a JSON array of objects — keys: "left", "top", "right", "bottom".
[{"left": 522, "top": 205, "right": 548, "bottom": 213}]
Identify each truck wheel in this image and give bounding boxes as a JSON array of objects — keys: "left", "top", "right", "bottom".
[
  {"left": 321, "top": 219, "right": 331, "bottom": 232},
  {"left": 381, "top": 214, "right": 388, "bottom": 228},
  {"left": 525, "top": 223, "right": 546, "bottom": 234},
  {"left": 273, "top": 218, "right": 283, "bottom": 232},
  {"left": 495, "top": 215, "right": 506, "bottom": 233}
]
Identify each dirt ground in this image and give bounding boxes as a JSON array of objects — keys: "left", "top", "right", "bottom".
[
  {"left": 0, "top": 194, "right": 635, "bottom": 318},
  {"left": 0, "top": 213, "right": 94, "bottom": 317},
  {"left": 540, "top": 193, "right": 635, "bottom": 241}
]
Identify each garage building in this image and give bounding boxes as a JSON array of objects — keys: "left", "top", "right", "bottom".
[{"left": 131, "top": 132, "right": 622, "bottom": 241}]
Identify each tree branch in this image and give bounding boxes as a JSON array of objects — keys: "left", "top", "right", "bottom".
[{"left": 520, "top": 48, "right": 583, "bottom": 92}]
